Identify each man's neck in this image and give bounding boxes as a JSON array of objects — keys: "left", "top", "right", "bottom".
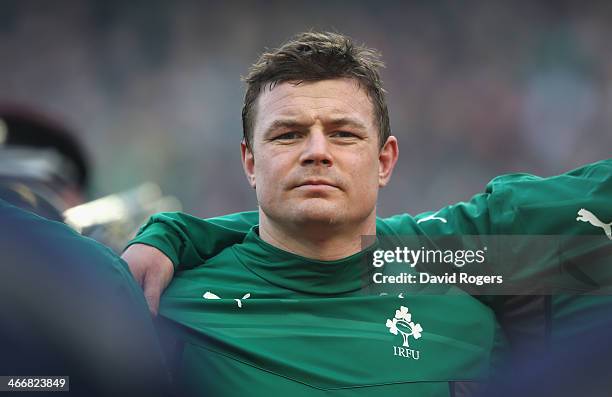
[{"left": 258, "top": 211, "right": 377, "bottom": 261}]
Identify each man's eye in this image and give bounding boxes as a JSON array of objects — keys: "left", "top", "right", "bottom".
[
  {"left": 332, "top": 131, "right": 358, "bottom": 138},
  {"left": 274, "top": 132, "right": 300, "bottom": 140}
]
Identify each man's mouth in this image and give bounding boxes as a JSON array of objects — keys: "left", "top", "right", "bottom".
[
  {"left": 293, "top": 179, "right": 341, "bottom": 192},
  {"left": 296, "top": 179, "right": 338, "bottom": 188}
]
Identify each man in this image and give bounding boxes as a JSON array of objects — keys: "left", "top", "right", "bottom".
[{"left": 123, "top": 32, "right": 612, "bottom": 396}]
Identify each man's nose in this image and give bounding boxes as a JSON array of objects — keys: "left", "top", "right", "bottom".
[{"left": 299, "top": 131, "right": 333, "bottom": 167}]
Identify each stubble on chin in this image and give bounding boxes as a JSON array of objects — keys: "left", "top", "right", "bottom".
[{"left": 263, "top": 198, "right": 341, "bottom": 226}]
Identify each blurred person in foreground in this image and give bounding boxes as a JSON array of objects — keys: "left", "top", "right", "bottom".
[
  {"left": 122, "top": 32, "right": 612, "bottom": 396},
  {"left": 0, "top": 199, "right": 169, "bottom": 396},
  {"left": 0, "top": 105, "right": 169, "bottom": 396}
]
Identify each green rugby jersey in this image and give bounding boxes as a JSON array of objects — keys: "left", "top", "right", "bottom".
[
  {"left": 130, "top": 159, "right": 612, "bottom": 395},
  {"left": 156, "top": 223, "right": 501, "bottom": 396}
]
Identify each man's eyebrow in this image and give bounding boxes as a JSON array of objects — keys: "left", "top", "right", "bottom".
[
  {"left": 263, "top": 117, "right": 369, "bottom": 137},
  {"left": 326, "top": 117, "right": 368, "bottom": 130},
  {"left": 264, "top": 119, "right": 307, "bottom": 134}
]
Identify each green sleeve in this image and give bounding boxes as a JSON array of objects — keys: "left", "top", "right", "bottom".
[
  {"left": 484, "top": 158, "right": 612, "bottom": 343},
  {"left": 417, "top": 159, "right": 612, "bottom": 288},
  {"left": 483, "top": 158, "right": 611, "bottom": 235},
  {"left": 126, "top": 211, "right": 259, "bottom": 270},
  {"left": 409, "top": 158, "right": 611, "bottom": 306},
  {"left": 414, "top": 158, "right": 612, "bottom": 236}
]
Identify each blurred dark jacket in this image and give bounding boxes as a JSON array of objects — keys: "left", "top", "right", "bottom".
[{"left": 0, "top": 199, "right": 169, "bottom": 396}]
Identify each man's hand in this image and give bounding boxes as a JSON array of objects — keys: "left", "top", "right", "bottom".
[{"left": 122, "top": 244, "right": 174, "bottom": 316}]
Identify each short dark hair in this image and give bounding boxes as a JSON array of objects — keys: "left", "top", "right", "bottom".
[{"left": 241, "top": 31, "right": 390, "bottom": 151}]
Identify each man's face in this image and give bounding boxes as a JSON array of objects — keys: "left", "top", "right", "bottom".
[{"left": 242, "top": 78, "right": 397, "bottom": 229}]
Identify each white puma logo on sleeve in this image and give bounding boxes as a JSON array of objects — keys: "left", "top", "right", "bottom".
[
  {"left": 416, "top": 213, "right": 447, "bottom": 224},
  {"left": 576, "top": 208, "right": 612, "bottom": 240}
]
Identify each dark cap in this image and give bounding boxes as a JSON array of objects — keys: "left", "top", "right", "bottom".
[{"left": 0, "top": 104, "right": 90, "bottom": 190}]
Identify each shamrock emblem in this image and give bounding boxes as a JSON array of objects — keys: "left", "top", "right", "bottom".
[{"left": 386, "top": 305, "right": 423, "bottom": 347}]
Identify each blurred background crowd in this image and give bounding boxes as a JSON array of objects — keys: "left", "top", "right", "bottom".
[{"left": 1, "top": 0, "right": 611, "bottom": 219}]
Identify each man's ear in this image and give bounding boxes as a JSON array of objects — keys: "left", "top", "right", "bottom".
[
  {"left": 241, "top": 140, "right": 256, "bottom": 189},
  {"left": 378, "top": 136, "right": 399, "bottom": 187}
]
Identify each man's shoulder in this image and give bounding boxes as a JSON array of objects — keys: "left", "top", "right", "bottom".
[
  {"left": 376, "top": 213, "right": 419, "bottom": 236},
  {"left": 484, "top": 158, "right": 612, "bottom": 192},
  {"left": 147, "top": 210, "right": 259, "bottom": 232},
  {"left": 1, "top": 198, "right": 131, "bottom": 280}
]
